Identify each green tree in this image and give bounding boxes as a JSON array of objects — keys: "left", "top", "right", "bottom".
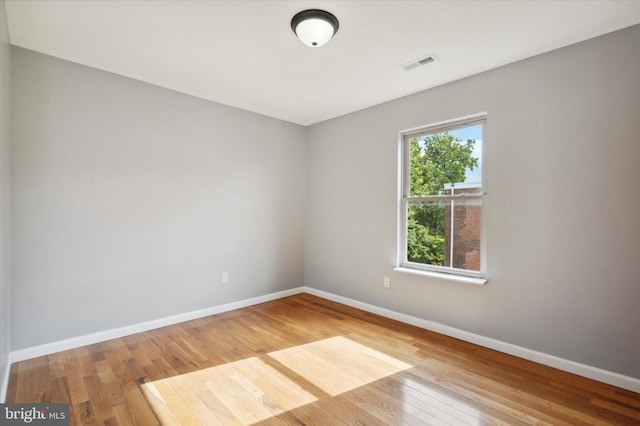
[
  {"left": 410, "top": 132, "right": 477, "bottom": 196},
  {"left": 407, "top": 217, "right": 445, "bottom": 265},
  {"left": 407, "top": 132, "right": 478, "bottom": 265}
]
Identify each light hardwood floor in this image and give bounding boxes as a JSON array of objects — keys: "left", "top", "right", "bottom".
[{"left": 7, "top": 294, "right": 640, "bottom": 425}]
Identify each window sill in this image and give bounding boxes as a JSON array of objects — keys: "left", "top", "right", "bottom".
[{"left": 394, "top": 267, "right": 487, "bottom": 285}]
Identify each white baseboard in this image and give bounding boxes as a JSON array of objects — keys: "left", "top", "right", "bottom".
[
  {"left": 6, "top": 285, "right": 639, "bottom": 394},
  {"left": 10, "top": 287, "right": 305, "bottom": 364},
  {"left": 303, "top": 287, "right": 640, "bottom": 393}
]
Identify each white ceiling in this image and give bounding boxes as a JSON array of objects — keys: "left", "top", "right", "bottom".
[{"left": 5, "top": 1, "right": 640, "bottom": 126}]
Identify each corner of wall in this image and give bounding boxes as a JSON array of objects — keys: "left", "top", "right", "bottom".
[{"left": 0, "top": 0, "right": 12, "bottom": 404}]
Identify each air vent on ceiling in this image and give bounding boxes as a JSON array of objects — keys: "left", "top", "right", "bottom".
[{"left": 401, "top": 54, "right": 439, "bottom": 72}]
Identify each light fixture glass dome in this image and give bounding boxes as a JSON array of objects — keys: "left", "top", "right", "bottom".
[{"left": 291, "top": 10, "right": 339, "bottom": 47}]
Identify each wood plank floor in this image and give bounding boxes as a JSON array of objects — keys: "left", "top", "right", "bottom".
[{"left": 6, "top": 293, "right": 640, "bottom": 425}]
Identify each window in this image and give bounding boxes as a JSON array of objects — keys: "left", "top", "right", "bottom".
[{"left": 398, "top": 114, "right": 486, "bottom": 281}]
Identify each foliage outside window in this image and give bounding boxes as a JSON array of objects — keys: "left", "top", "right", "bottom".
[{"left": 400, "top": 115, "right": 486, "bottom": 279}]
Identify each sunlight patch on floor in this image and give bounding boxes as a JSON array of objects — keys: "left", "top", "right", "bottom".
[
  {"left": 141, "top": 356, "right": 317, "bottom": 425},
  {"left": 141, "top": 336, "right": 412, "bottom": 424},
  {"left": 268, "top": 335, "right": 412, "bottom": 396}
]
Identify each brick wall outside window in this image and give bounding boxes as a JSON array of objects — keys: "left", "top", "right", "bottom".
[{"left": 444, "top": 185, "right": 481, "bottom": 271}]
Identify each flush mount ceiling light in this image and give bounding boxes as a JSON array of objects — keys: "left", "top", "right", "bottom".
[{"left": 291, "top": 9, "right": 339, "bottom": 47}]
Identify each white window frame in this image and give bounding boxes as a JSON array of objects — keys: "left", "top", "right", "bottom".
[{"left": 397, "top": 113, "right": 487, "bottom": 283}]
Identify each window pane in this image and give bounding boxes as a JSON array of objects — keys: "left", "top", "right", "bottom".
[
  {"left": 445, "top": 198, "right": 482, "bottom": 271},
  {"left": 409, "top": 124, "right": 483, "bottom": 196},
  {"left": 407, "top": 201, "right": 446, "bottom": 266},
  {"left": 407, "top": 198, "right": 482, "bottom": 272}
]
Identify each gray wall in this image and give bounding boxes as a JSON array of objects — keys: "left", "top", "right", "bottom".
[
  {"left": 11, "top": 48, "right": 306, "bottom": 350},
  {"left": 0, "top": 0, "right": 12, "bottom": 399},
  {"left": 305, "top": 25, "right": 640, "bottom": 378}
]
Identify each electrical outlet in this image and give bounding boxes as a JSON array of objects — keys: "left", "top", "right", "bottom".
[
  {"left": 383, "top": 276, "right": 390, "bottom": 288},
  {"left": 221, "top": 272, "right": 229, "bottom": 284}
]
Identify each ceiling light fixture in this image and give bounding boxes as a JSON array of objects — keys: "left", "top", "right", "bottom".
[{"left": 291, "top": 9, "right": 339, "bottom": 47}]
